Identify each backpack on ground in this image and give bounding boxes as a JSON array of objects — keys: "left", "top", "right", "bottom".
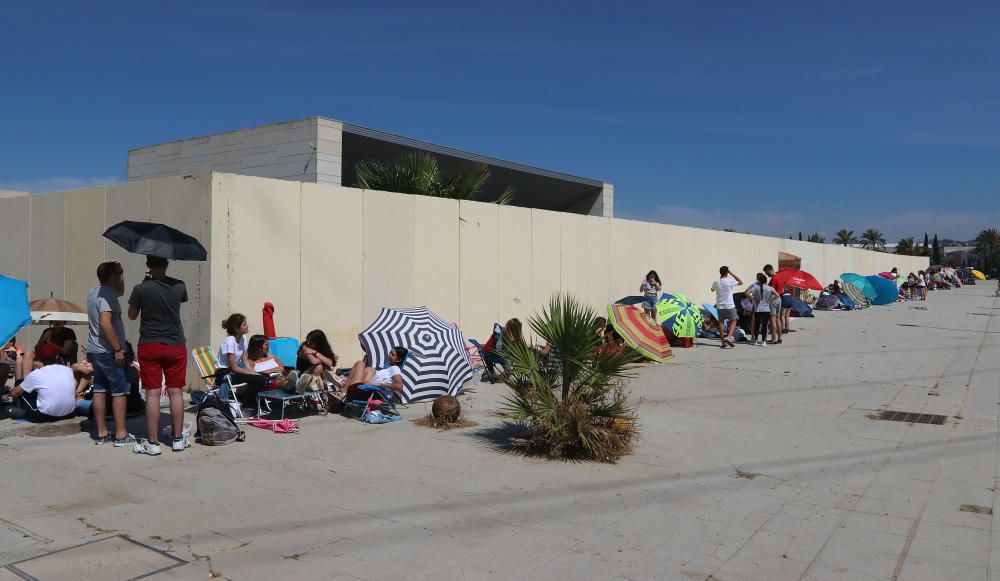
[{"left": 195, "top": 394, "right": 245, "bottom": 446}]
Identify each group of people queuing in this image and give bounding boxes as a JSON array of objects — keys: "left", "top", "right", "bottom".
[
  {"left": 710, "top": 264, "right": 796, "bottom": 348},
  {"left": 212, "top": 313, "right": 408, "bottom": 414},
  {"left": 1, "top": 257, "right": 414, "bottom": 456}
]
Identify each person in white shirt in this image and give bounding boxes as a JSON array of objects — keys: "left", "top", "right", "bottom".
[
  {"left": 10, "top": 343, "right": 90, "bottom": 422},
  {"left": 343, "top": 346, "right": 409, "bottom": 401},
  {"left": 710, "top": 266, "right": 743, "bottom": 349},
  {"left": 215, "top": 313, "right": 269, "bottom": 408}
]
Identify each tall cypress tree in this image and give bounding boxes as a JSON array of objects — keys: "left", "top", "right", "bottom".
[
  {"left": 798, "top": 232, "right": 803, "bottom": 241},
  {"left": 932, "top": 234, "right": 941, "bottom": 264},
  {"left": 923, "top": 233, "right": 929, "bottom": 256}
]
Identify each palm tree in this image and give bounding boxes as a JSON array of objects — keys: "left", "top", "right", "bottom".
[
  {"left": 499, "top": 294, "right": 638, "bottom": 462},
  {"left": 834, "top": 229, "right": 857, "bottom": 246},
  {"left": 860, "top": 228, "right": 886, "bottom": 251},
  {"left": 975, "top": 228, "right": 1000, "bottom": 273},
  {"left": 807, "top": 232, "right": 825, "bottom": 243},
  {"left": 896, "top": 237, "right": 918, "bottom": 255},
  {"left": 354, "top": 152, "right": 514, "bottom": 204}
]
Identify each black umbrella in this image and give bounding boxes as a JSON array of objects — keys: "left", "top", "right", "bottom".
[{"left": 103, "top": 221, "right": 207, "bottom": 261}]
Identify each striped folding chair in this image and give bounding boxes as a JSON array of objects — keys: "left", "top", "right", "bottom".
[{"left": 190, "top": 346, "right": 248, "bottom": 420}]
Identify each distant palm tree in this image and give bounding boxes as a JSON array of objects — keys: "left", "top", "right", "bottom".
[
  {"left": 975, "top": 228, "right": 1000, "bottom": 273},
  {"left": 896, "top": 237, "right": 918, "bottom": 255},
  {"left": 834, "top": 229, "right": 857, "bottom": 246},
  {"left": 354, "top": 151, "right": 514, "bottom": 204},
  {"left": 861, "top": 228, "right": 886, "bottom": 251},
  {"left": 807, "top": 232, "right": 825, "bottom": 243}
]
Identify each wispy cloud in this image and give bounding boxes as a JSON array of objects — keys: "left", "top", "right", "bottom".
[
  {"left": 628, "top": 204, "right": 1000, "bottom": 243},
  {"left": 0, "top": 176, "right": 119, "bottom": 194}
]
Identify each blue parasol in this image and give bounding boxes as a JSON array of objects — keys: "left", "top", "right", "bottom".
[{"left": 0, "top": 275, "right": 33, "bottom": 346}]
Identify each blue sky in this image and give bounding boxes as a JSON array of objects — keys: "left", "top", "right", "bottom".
[{"left": 1, "top": 0, "right": 997, "bottom": 241}]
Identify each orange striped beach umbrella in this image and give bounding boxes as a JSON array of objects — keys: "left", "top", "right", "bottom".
[{"left": 607, "top": 304, "right": 674, "bottom": 363}]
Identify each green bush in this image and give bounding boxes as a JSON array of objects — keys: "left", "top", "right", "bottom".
[{"left": 499, "top": 294, "right": 639, "bottom": 462}]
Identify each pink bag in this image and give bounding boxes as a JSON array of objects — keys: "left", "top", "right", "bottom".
[{"left": 246, "top": 418, "right": 300, "bottom": 434}]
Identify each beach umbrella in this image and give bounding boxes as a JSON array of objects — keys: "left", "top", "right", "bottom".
[
  {"left": 0, "top": 275, "right": 33, "bottom": 346},
  {"left": 841, "top": 273, "right": 878, "bottom": 299},
  {"left": 29, "top": 295, "right": 87, "bottom": 325},
  {"left": 358, "top": 306, "right": 473, "bottom": 403},
  {"left": 943, "top": 267, "right": 956, "bottom": 276},
  {"left": 878, "top": 271, "right": 894, "bottom": 279},
  {"left": 895, "top": 275, "right": 907, "bottom": 285},
  {"left": 771, "top": 268, "right": 824, "bottom": 291},
  {"left": 972, "top": 269, "right": 986, "bottom": 280},
  {"left": 840, "top": 282, "right": 869, "bottom": 309},
  {"left": 701, "top": 303, "right": 719, "bottom": 321},
  {"left": 865, "top": 275, "right": 899, "bottom": 305},
  {"left": 656, "top": 292, "right": 703, "bottom": 338},
  {"left": 103, "top": 220, "right": 207, "bottom": 261},
  {"left": 607, "top": 304, "right": 674, "bottom": 363}
]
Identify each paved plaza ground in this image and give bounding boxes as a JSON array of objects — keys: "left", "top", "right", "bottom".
[{"left": 0, "top": 284, "right": 997, "bottom": 580}]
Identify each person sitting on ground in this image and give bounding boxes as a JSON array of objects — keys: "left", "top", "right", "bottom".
[
  {"left": 245, "top": 334, "right": 292, "bottom": 390},
  {"left": 296, "top": 329, "right": 338, "bottom": 385},
  {"left": 592, "top": 317, "right": 607, "bottom": 342},
  {"left": 215, "top": 313, "right": 269, "bottom": 407},
  {"left": 37, "top": 320, "right": 78, "bottom": 365},
  {"left": 697, "top": 313, "right": 720, "bottom": 339},
  {"left": 10, "top": 343, "right": 90, "bottom": 422},
  {"left": 343, "top": 346, "right": 408, "bottom": 401}
]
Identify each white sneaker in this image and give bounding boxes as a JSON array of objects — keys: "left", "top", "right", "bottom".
[
  {"left": 133, "top": 439, "right": 162, "bottom": 456},
  {"left": 171, "top": 436, "right": 190, "bottom": 452},
  {"left": 755, "top": 340, "right": 763, "bottom": 346}
]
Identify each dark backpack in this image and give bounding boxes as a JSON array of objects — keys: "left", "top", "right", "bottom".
[{"left": 195, "top": 395, "right": 245, "bottom": 446}]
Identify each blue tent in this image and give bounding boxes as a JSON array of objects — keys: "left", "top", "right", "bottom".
[
  {"left": 789, "top": 298, "right": 813, "bottom": 317},
  {"left": 0, "top": 275, "right": 32, "bottom": 346},
  {"left": 841, "top": 273, "right": 877, "bottom": 299},
  {"left": 865, "top": 275, "right": 899, "bottom": 305}
]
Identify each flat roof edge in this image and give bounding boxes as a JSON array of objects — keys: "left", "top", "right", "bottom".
[{"left": 341, "top": 122, "right": 605, "bottom": 187}]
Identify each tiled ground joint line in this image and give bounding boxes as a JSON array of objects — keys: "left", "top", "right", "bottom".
[{"left": 891, "top": 291, "right": 997, "bottom": 581}]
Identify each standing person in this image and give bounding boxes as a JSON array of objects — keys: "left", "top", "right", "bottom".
[
  {"left": 762, "top": 264, "right": 785, "bottom": 338},
  {"left": 711, "top": 266, "right": 743, "bottom": 349},
  {"left": 748, "top": 273, "right": 780, "bottom": 346},
  {"left": 639, "top": 270, "right": 662, "bottom": 321},
  {"left": 127, "top": 257, "right": 189, "bottom": 455},
  {"left": 917, "top": 270, "right": 928, "bottom": 301},
  {"left": 86, "top": 261, "right": 135, "bottom": 446}
]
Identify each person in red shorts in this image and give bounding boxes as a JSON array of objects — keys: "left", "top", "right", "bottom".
[{"left": 127, "top": 256, "right": 189, "bottom": 455}]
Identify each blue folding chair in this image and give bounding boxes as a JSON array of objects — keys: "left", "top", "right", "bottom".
[{"left": 343, "top": 352, "right": 412, "bottom": 420}]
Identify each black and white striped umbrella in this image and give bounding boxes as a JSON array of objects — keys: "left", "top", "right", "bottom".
[{"left": 358, "top": 306, "right": 473, "bottom": 403}]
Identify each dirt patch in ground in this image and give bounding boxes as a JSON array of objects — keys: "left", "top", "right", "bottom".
[{"left": 25, "top": 422, "right": 80, "bottom": 438}]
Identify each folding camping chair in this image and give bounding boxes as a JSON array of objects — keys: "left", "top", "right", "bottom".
[
  {"left": 190, "top": 346, "right": 249, "bottom": 420},
  {"left": 342, "top": 352, "right": 412, "bottom": 420}
]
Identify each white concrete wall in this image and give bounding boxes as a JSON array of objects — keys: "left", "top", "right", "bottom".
[
  {"left": 0, "top": 176, "right": 213, "bottom": 384},
  {"left": 0, "top": 172, "right": 929, "bottom": 383},
  {"left": 128, "top": 117, "right": 342, "bottom": 185},
  {"left": 210, "top": 174, "right": 928, "bottom": 362}
]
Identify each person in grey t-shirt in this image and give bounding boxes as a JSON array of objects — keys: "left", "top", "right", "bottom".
[
  {"left": 86, "top": 261, "right": 134, "bottom": 446},
  {"left": 127, "top": 256, "right": 190, "bottom": 455}
]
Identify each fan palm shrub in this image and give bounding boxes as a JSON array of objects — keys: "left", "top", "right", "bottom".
[
  {"left": 896, "top": 237, "right": 918, "bottom": 255},
  {"left": 355, "top": 151, "right": 514, "bottom": 204},
  {"left": 498, "top": 294, "right": 639, "bottom": 462}
]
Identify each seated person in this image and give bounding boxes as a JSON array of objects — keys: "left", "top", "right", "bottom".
[
  {"left": 245, "top": 334, "right": 292, "bottom": 389},
  {"left": 697, "top": 313, "right": 720, "bottom": 338},
  {"left": 215, "top": 313, "right": 269, "bottom": 407},
  {"left": 39, "top": 320, "right": 78, "bottom": 364},
  {"left": 483, "top": 318, "right": 551, "bottom": 372},
  {"left": 10, "top": 343, "right": 90, "bottom": 422},
  {"left": 296, "top": 329, "right": 339, "bottom": 387},
  {"left": 343, "top": 346, "right": 408, "bottom": 401}
]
